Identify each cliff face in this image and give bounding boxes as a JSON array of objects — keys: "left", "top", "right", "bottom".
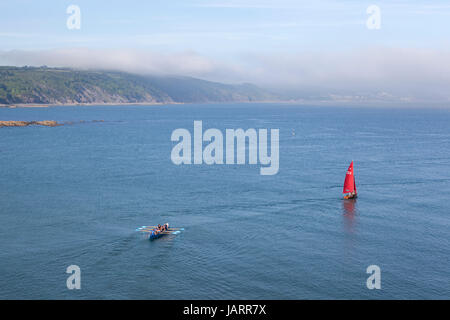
[{"left": 0, "top": 67, "right": 277, "bottom": 105}]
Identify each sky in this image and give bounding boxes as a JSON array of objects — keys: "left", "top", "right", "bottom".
[{"left": 1, "top": 0, "right": 450, "bottom": 103}]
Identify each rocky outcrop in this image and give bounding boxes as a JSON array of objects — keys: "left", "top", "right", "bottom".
[
  {"left": 0, "top": 120, "right": 105, "bottom": 128},
  {"left": 0, "top": 120, "right": 60, "bottom": 127}
]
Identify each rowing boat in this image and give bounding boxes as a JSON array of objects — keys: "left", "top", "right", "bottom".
[{"left": 136, "top": 225, "right": 184, "bottom": 241}]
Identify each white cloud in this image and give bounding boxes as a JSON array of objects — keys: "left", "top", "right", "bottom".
[{"left": 0, "top": 48, "right": 217, "bottom": 75}]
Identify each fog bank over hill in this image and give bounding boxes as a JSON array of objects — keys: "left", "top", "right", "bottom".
[{"left": 1, "top": 47, "right": 450, "bottom": 105}]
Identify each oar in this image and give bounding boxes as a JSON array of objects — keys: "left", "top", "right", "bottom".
[
  {"left": 139, "top": 230, "right": 181, "bottom": 234},
  {"left": 137, "top": 226, "right": 183, "bottom": 229},
  {"left": 137, "top": 227, "right": 183, "bottom": 231},
  {"left": 139, "top": 229, "right": 180, "bottom": 234},
  {"left": 141, "top": 230, "right": 162, "bottom": 234}
]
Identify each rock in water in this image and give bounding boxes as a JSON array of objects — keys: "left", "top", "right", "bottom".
[{"left": 0, "top": 120, "right": 60, "bottom": 127}]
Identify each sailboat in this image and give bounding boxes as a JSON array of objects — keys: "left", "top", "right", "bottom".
[{"left": 343, "top": 161, "right": 357, "bottom": 199}]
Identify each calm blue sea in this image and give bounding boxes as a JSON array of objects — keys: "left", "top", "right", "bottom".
[{"left": 0, "top": 103, "right": 449, "bottom": 299}]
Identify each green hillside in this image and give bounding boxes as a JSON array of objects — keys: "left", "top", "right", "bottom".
[{"left": 0, "top": 66, "right": 277, "bottom": 105}]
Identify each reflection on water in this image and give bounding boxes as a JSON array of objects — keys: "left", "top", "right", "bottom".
[{"left": 342, "top": 199, "right": 357, "bottom": 233}]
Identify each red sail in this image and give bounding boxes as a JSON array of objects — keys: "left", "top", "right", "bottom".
[{"left": 343, "top": 161, "right": 356, "bottom": 194}]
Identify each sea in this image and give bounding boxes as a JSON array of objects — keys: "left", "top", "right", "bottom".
[{"left": 0, "top": 103, "right": 449, "bottom": 299}]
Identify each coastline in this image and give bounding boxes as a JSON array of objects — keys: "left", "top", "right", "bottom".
[
  {"left": 2, "top": 100, "right": 447, "bottom": 109},
  {"left": 0, "top": 102, "right": 178, "bottom": 108},
  {"left": 0, "top": 100, "right": 315, "bottom": 108},
  {"left": 0, "top": 101, "right": 288, "bottom": 108}
]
